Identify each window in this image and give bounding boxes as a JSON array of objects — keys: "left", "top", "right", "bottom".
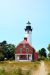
[
  {"left": 26, "top": 48, "right": 29, "bottom": 53},
  {"left": 20, "top": 48, "right": 22, "bottom": 53},
  {"left": 23, "top": 44, "right": 25, "bottom": 48}
]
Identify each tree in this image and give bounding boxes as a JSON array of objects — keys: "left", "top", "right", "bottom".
[
  {"left": 48, "top": 53, "right": 50, "bottom": 58},
  {"left": 38, "top": 48, "right": 47, "bottom": 59},
  {"left": 38, "top": 50, "right": 41, "bottom": 57},
  {"left": 41, "top": 48, "right": 47, "bottom": 57},
  {"left": 6, "top": 44, "right": 15, "bottom": 60},
  {"left": 0, "top": 41, "right": 15, "bottom": 60},
  {"left": 47, "top": 44, "right": 50, "bottom": 53},
  {"left": 1, "top": 40, "right": 7, "bottom": 45},
  {"left": 0, "top": 53, "right": 4, "bottom": 61},
  {"left": 0, "top": 41, "right": 8, "bottom": 60},
  {"left": 47, "top": 44, "right": 50, "bottom": 59},
  {"left": 0, "top": 46, "right": 4, "bottom": 61}
]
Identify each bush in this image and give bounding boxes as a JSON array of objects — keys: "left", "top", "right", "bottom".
[
  {"left": 0, "top": 69, "right": 6, "bottom": 75},
  {"left": 0, "top": 54, "right": 4, "bottom": 61},
  {"left": 48, "top": 73, "right": 50, "bottom": 75},
  {"left": 48, "top": 53, "right": 50, "bottom": 59}
]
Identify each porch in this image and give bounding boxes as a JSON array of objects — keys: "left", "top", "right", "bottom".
[{"left": 15, "top": 54, "right": 32, "bottom": 62}]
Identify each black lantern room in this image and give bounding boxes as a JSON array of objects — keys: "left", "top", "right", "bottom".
[{"left": 25, "top": 21, "right": 32, "bottom": 31}]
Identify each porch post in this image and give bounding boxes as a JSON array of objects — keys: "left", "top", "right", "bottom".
[
  {"left": 27, "top": 54, "right": 28, "bottom": 60},
  {"left": 31, "top": 54, "right": 32, "bottom": 60}
]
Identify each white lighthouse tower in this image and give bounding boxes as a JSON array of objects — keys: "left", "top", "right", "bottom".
[{"left": 25, "top": 21, "right": 32, "bottom": 45}]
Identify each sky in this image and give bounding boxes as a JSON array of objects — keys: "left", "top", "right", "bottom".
[{"left": 0, "top": 0, "right": 50, "bottom": 52}]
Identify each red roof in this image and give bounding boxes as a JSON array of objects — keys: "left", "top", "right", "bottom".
[{"left": 21, "top": 39, "right": 28, "bottom": 44}]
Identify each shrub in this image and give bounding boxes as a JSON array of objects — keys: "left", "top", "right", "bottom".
[
  {"left": 0, "top": 69, "right": 6, "bottom": 75},
  {"left": 0, "top": 54, "right": 4, "bottom": 61},
  {"left": 48, "top": 73, "right": 50, "bottom": 75}
]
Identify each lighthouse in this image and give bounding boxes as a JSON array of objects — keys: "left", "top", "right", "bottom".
[
  {"left": 15, "top": 21, "right": 38, "bottom": 62},
  {"left": 25, "top": 21, "right": 32, "bottom": 45}
]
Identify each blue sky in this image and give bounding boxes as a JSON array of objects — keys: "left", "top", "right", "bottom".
[{"left": 0, "top": 0, "right": 50, "bottom": 52}]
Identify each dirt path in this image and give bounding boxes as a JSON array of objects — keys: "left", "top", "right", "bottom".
[{"left": 33, "top": 61, "right": 47, "bottom": 75}]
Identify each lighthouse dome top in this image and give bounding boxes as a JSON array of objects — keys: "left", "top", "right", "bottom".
[
  {"left": 26, "top": 21, "right": 31, "bottom": 25},
  {"left": 25, "top": 21, "right": 32, "bottom": 31}
]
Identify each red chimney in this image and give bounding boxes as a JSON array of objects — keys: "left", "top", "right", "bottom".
[{"left": 24, "top": 37, "right": 27, "bottom": 41}]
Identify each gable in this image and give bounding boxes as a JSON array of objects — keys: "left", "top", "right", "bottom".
[{"left": 15, "top": 43, "right": 34, "bottom": 54}]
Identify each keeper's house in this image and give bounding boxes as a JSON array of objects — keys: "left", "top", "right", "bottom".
[{"left": 15, "top": 21, "right": 38, "bottom": 61}]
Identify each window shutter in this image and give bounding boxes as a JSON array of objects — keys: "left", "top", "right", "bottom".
[
  {"left": 26, "top": 48, "right": 29, "bottom": 53},
  {"left": 20, "top": 48, "right": 22, "bottom": 53}
]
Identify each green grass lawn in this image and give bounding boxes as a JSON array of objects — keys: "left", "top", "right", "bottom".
[{"left": 0, "top": 61, "right": 40, "bottom": 75}]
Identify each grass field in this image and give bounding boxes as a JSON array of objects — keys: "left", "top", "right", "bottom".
[
  {"left": 0, "top": 61, "right": 40, "bottom": 75},
  {"left": 44, "top": 60, "right": 50, "bottom": 75},
  {"left": 0, "top": 60, "right": 50, "bottom": 75}
]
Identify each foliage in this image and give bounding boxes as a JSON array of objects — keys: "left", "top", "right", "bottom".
[
  {"left": 47, "top": 44, "right": 50, "bottom": 53},
  {"left": 47, "top": 44, "right": 50, "bottom": 59},
  {"left": 48, "top": 53, "right": 50, "bottom": 59},
  {"left": 0, "top": 69, "right": 7, "bottom": 75},
  {"left": 0, "top": 53, "right": 4, "bottom": 61},
  {"left": 38, "top": 48, "right": 47, "bottom": 60},
  {"left": 0, "top": 45, "right": 4, "bottom": 61},
  {"left": 48, "top": 73, "right": 50, "bottom": 75},
  {"left": 0, "top": 40, "right": 15, "bottom": 61},
  {"left": 4, "top": 44, "right": 15, "bottom": 60}
]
